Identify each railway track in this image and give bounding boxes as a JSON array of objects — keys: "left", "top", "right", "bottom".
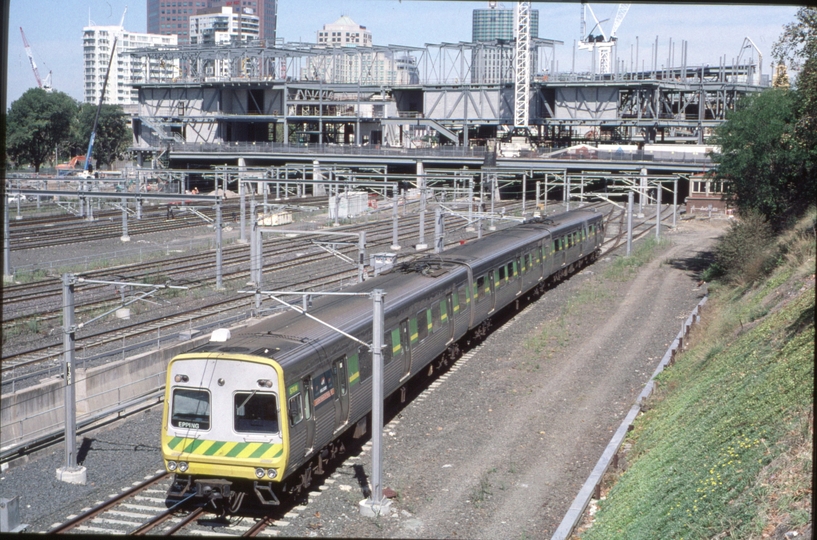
[
  {"left": 5, "top": 197, "right": 327, "bottom": 250},
  {"left": 2, "top": 200, "right": 626, "bottom": 381}
]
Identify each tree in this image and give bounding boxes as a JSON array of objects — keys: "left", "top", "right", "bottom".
[
  {"left": 74, "top": 103, "right": 132, "bottom": 170},
  {"left": 709, "top": 8, "right": 817, "bottom": 231},
  {"left": 6, "top": 88, "right": 78, "bottom": 172},
  {"left": 710, "top": 89, "right": 812, "bottom": 230}
]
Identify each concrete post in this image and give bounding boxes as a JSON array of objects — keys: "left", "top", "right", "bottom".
[
  {"left": 521, "top": 173, "right": 527, "bottom": 216},
  {"left": 466, "top": 179, "right": 474, "bottom": 232},
  {"left": 672, "top": 178, "right": 678, "bottom": 229},
  {"left": 250, "top": 199, "right": 257, "bottom": 285},
  {"left": 638, "top": 168, "right": 647, "bottom": 217},
  {"left": 490, "top": 173, "right": 496, "bottom": 231},
  {"left": 215, "top": 200, "right": 223, "bottom": 290},
  {"left": 656, "top": 182, "right": 662, "bottom": 240},
  {"left": 417, "top": 188, "right": 427, "bottom": 250},
  {"left": 391, "top": 186, "right": 400, "bottom": 250},
  {"left": 627, "top": 191, "right": 634, "bottom": 256},
  {"left": 360, "top": 290, "right": 391, "bottom": 517},
  {"left": 358, "top": 231, "right": 366, "bottom": 283},
  {"left": 120, "top": 197, "right": 130, "bottom": 242},
  {"left": 86, "top": 196, "right": 94, "bottom": 222},
  {"left": 57, "top": 274, "right": 86, "bottom": 484},
  {"left": 3, "top": 197, "right": 11, "bottom": 281},
  {"left": 239, "top": 180, "right": 247, "bottom": 243},
  {"left": 434, "top": 206, "right": 444, "bottom": 254}
]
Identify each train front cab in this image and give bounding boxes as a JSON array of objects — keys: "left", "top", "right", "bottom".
[{"left": 162, "top": 352, "right": 290, "bottom": 507}]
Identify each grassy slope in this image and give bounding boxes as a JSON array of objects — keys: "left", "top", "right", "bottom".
[{"left": 580, "top": 218, "right": 814, "bottom": 539}]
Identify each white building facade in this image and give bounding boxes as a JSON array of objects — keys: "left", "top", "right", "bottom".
[
  {"left": 189, "top": 6, "right": 260, "bottom": 45},
  {"left": 83, "top": 25, "right": 178, "bottom": 109},
  {"left": 308, "top": 16, "right": 418, "bottom": 86},
  {"left": 189, "top": 7, "right": 261, "bottom": 79}
]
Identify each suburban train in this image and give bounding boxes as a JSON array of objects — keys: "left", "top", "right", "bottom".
[{"left": 161, "top": 208, "right": 605, "bottom": 510}]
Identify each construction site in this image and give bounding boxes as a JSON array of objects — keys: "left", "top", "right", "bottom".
[{"left": 122, "top": 2, "right": 766, "bottom": 173}]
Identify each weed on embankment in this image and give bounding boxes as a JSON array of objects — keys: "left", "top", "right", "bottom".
[{"left": 580, "top": 209, "right": 814, "bottom": 540}]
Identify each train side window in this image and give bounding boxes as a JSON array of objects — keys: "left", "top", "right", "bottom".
[
  {"left": 383, "top": 330, "right": 394, "bottom": 364},
  {"left": 431, "top": 301, "right": 442, "bottom": 333},
  {"left": 358, "top": 349, "right": 372, "bottom": 383},
  {"left": 440, "top": 298, "right": 448, "bottom": 325},
  {"left": 302, "top": 377, "right": 313, "bottom": 420},
  {"left": 498, "top": 265, "right": 506, "bottom": 284},
  {"left": 234, "top": 392, "right": 278, "bottom": 434},
  {"left": 409, "top": 317, "right": 419, "bottom": 344},
  {"left": 527, "top": 253, "right": 533, "bottom": 269},
  {"left": 391, "top": 327, "right": 403, "bottom": 359},
  {"left": 312, "top": 369, "right": 334, "bottom": 409},
  {"left": 332, "top": 357, "right": 348, "bottom": 397},
  {"left": 171, "top": 388, "right": 211, "bottom": 430},
  {"left": 452, "top": 288, "right": 460, "bottom": 314},
  {"left": 494, "top": 269, "right": 501, "bottom": 288},
  {"left": 458, "top": 285, "right": 469, "bottom": 310},
  {"left": 475, "top": 275, "right": 486, "bottom": 303},
  {"left": 416, "top": 310, "right": 429, "bottom": 341},
  {"left": 347, "top": 353, "right": 361, "bottom": 387},
  {"left": 288, "top": 393, "right": 303, "bottom": 426}
]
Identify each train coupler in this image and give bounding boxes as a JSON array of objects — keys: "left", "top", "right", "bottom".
[
  {"left": 167, "top": 474, "right": 192, "bottom": 498},
  {"left": 253, "top": 481, "right": 280, "bottom": 506}
]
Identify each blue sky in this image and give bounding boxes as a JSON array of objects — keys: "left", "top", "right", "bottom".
[{"left": 6, "top": 1, "right": 801, "bottom": 108}]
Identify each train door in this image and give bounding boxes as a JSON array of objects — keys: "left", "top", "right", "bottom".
[
  {"left": 332, "top": 357, "right": 349, "bottom": 430},
  {"left": 302, "top": 376, "right": 315, "bottom": 456},
  {"left": 489, "top": 271, "right": 497, "bottom": 312},
  {"left": 445, "top": 294, "right": 454, "bottom": 342},
  {"left": 399, "top": 319, "right": 412, "bottom": 380}
]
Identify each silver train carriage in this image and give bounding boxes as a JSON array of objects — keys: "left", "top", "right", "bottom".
[{"left": 161, "top": 209, "right": 604, "bottom": 507}]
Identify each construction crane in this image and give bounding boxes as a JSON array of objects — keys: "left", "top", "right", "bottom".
[
  {"left": 80, "top": 37, "right": 118, "bottom": 179},
  {"left": 499, "top": 1, "right": 535, "bottom": 157},
  {"left": 20, "top": 27, "right": 52, "bottom": 92},
  {"left": 578, "top": 3, "right": 631, "bottom": 74}
]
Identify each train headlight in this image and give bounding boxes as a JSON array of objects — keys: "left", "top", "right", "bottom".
[
  {"left": 267, "top": 469, "right": 277, "bottom": 479},
  {"left": 178, "top": 461, "right": 189, "bottom": 473},
  {"left": 167, "top": 460, "right": 177, "bottom": 471},
  {"left": 255, "top": 468, "right": 266, "bottom": 479},
  {"left": 174, "top": 374, "right": 189, "bottom": 383}
]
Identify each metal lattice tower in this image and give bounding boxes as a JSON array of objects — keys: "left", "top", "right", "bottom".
[{"left": 513, "top": 2, "right": 531, "bottom": 129}]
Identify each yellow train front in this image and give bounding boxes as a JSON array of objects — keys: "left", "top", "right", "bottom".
[{"left": 162, "top": 346, "right": 290, "bottom": 509}]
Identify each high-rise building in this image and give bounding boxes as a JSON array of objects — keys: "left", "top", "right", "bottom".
[
  {"left": 471, "top": 5, "right": 539, "bottom": 84},
  {"left": 83, "top": 25, "right": 178, "bottom": 109},
  {"left": 190, "top": 6, "right": 260, "bottom": 78},
  {"left": 472, "top": 7, "right": 539, "bottom": 42},
  {"left": 190, "top": 6, "right": 260, "bottom": 45},
  {"left": 147, "top": 0, "right": 276, "bottom": 45}
]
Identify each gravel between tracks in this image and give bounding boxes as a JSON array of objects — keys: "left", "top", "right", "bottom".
[{"left": 1, "top": 215, "right": 728, "bottom": 537}]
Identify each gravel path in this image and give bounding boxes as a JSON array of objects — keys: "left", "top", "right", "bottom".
[{"left": 0, "top": 216, "right": 727, "bottom": 537}]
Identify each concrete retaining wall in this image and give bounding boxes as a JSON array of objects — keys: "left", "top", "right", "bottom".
[{"left": 1, "top": 333, "right": 215, "bottom": 456}]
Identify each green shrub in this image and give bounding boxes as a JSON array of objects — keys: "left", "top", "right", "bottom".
[{"left": 711, "top": 209, "right": 775, "bottom": 284}]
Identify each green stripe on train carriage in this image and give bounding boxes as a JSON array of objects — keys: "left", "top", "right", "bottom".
[
  {"left": 203, "top": 440, "right": 227, "bottom": 456},
  {"left": 168, "top": 437, "right": 184, "bottom": 450},
  {"left": 226, "top": 442, "right": 249, "bottom": 457},
  {"left": 182, "top": 438, "right": 206, "bottom": 454},
  {"left": 249, "top": 444, "right": 271, "bottom": 459}
]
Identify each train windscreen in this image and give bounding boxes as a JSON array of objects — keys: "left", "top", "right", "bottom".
[{"left": 171, "top": 388, "right": 211, "bottom": 430}]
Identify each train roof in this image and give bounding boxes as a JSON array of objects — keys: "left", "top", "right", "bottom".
[{"left": 190, "top": 209, "right": 602, "bottom": 369}]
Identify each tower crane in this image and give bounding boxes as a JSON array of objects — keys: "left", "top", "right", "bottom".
[
  {"left": 499, "top": 1, "right": 535, "bottom": 157},
  {"left": 20, "top": 27, "right": 52, "bottom": 92},
  {"left": 578, "top": 3, "right": 630, "bottom": 75}
]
